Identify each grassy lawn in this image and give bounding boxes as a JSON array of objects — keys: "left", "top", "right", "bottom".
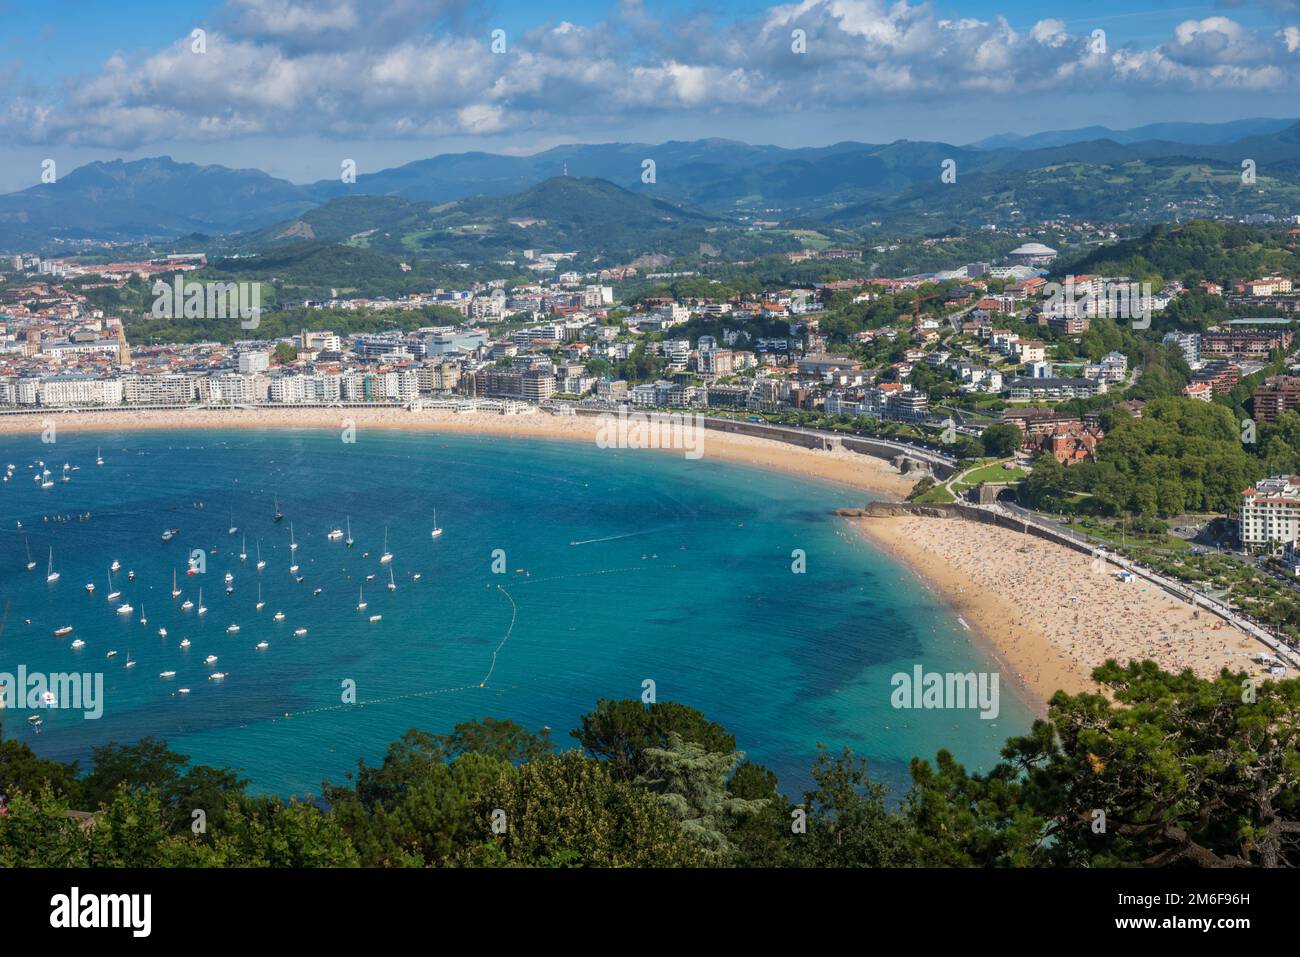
[
  {"left": 953, "top": 461, "right": 1025, "bottom": 490},
  {"left": 912, "top": 485, "right": 956, "bottom": 504}
]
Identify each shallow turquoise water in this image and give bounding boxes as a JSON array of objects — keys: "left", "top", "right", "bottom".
[{"left": 0, "top": 428, "right": 1033, "bottom": 797}]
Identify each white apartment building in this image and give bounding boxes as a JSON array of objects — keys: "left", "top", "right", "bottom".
[
  {"left": 238, "top": 351, "right": 271, "bottom": 374},
  {"left": 212, "top": 373, "right": 265, "bottom": 404},
  {"left": 39, "top": 375, "right": 123, "bottom": 407},
  {"left": 1240, "top": 476, "right": 1300, "bottom": 549},
  {"left": 122, "top": 374, "right": 195, "bottom": 405}
]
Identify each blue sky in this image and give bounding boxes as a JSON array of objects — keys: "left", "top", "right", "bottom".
[{"left": 1, "top": 0, "right": 1298, "bottom": 192}]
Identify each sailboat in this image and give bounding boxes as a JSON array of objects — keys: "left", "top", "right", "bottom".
[
  {"left": 172, "top": 569, "right": 181, "bottom": 598},
  {"left": 345, "top": 516, "right": 354, "bottom": 548},
  {"left": 273, "top": 495, "right": 284, "bottom": 523},
  {"left": 46, "top": 547, "right": 60, "bottom": 582},
  {"left": 256, "top": 540, "right": 266, "bottom": 571},
  {"left": 387, "top": 565, "right": 397, "bottom": 592},
  {"left": 430, "top": 509, "right": 443, "bottom": 539},
  {"left": 139, "top": 604, "right": 147, "bottom": 626},
  {"left": 106, "top": 569, "right": 121, "bottom": 602},
  {"left": 380, "top": 526, "right": 392, "bottom": 564},
  {"left": 228, "top": 509, "right": 238, "bottom": 536},
  {"left": 25, "top": 537, "right": 35, "bottom": 570},
  {"left": 356, "top": 586, "right": 367, "bottom": 611},
  {"left": 240, "top": 535, "right": 248, "bottom": 561},
  {"left": 197, "top": 588, "right": 207, "bottom": 615},
  {"left": 255, "top": 584, "right": 265, "bottom": 611},
  {"left": 289, "top": 523, "right": 298, "bottom": 552},
  {"left": 96, "top": 447, "right": 104, "bottom": 466}
]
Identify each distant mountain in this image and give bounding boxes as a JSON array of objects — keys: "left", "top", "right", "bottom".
[
  {"left": 0, "top": 157, "right": 314, "bottom": 250},
  {"left": 7, "top": 123, "right": 1300, "bottom": 253},
  {"left": 242, "top": 176, "right": 753, "bottom": 264},
  {"left": 971, "top": 118, "right": 1297, "bottom": 151}
]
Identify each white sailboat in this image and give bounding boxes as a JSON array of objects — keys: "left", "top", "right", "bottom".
[
  {"left": 345, "top": 516, "right": 353, "bottom": 548},
  {"left": 139, "top": 604, "right": 147, "bottom": 626},
  {"left": 240, "top": 534, "right": 248, "bottom": 561},
  {"left": 387, "top": 565, "right": 396, "bottom": 592},
  {"left": 228, "top": 509, "right": 237, "bottom": 535},
  {"left": 106, "top": 569, "right": 121, "bottom": 602},
  {"left": 256, "top": 540, "right": 266, "bottom": 571},
  {"left": 96, "top": 447, "right": 104, "bottom": 466},
  {"left": 172, "top": 569, "right": 181, "bottom": 598},
  {"left": 197, "top": 588, "right": 207, "bottom": 615},
  {"left": 430, "top": 509, "right": 443, "bottom": 539},
  {"left": 25, "top": 537, "right": 36, "bottom": 571},
  {"left": 255, "top": 583, "right": 265, "bottom": 611},
  {"left": 289, "top": 523, "right": 298, "bottom": 552},
  {"left": 380, "top": 525, "right": 392, "bottom": 564},
  {"left": 46, "top": 547, "right": 60, "bottom": 583},
  {"left": 356, "top": 586, "right": 367, "bottom": 611}
]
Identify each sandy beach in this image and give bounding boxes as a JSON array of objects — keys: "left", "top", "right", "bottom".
[
  {"left": 856, "top": 515, "right": 1269, "bottom": 710},
  {"left": 2, "top": 405, "right": 1266, "bottom": 709}
]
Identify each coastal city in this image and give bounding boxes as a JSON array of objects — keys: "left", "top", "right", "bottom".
[{"left": 4, "top": 0, "right": 1300, "bottom": 906}]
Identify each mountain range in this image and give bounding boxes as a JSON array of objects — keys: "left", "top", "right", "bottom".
[{"left": 3, "top": 117, "right": 1300, "bottom": 255}]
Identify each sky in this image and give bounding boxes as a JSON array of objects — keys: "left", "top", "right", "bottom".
[{"left": 1, "top": 0, "right": 1299, "bottom": 192}]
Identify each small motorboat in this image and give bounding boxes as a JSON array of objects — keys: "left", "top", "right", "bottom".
[
  {"left": 209, "top": 672, "right": 228, "bottom": 681},
  {"left": 159, "top": 626, "right": 168, "bottom": 638},
  {"left": 53, "top": 625, "right": 73, "bottom": 637},
  {"left": 226, "top": 624, "right": 240, "bottom": 633},
  {"left": 106, "top": 650, "right": 118, "bottom": 659},
  {"left": 204, "top": 655, "right": 218, "bottom": 665},
  {"left": 110, "top": 560, "right": 120, "bottom": 573},
  {"left": 70, "top": 639, "right": 85, "bottom": 649},
  {"left": 273, "top": 611, "right": 285, "bottom": 621},
  {"left": 293, "top": 627, "right": 307, "bottom": 637},
  {"left": 160, "top": 670, "right": 177, "bottom": 679},
  {"left": 369, "top": 614, "right": 382, "bottom": 623},
  {"left": 255, "top": 641, "right": 269, "bottom": 650},
  {"left": 116, "top": 603, "right": 133, "bottom": 615},
  {"left": 179, "top": 638, "right": 191, "bottom": 649}
]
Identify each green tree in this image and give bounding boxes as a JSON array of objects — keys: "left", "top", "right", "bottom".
[
  {"left": 790, "top": 746, "right": 915, "bottom": 867},
  {"left": 571, "top": 699, "right": 738, "bottom": 780},
  {"left": 633, "top": 732, "right": 767, "bottom": 859}
]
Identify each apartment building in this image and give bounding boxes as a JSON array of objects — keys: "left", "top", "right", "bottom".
[
  {"left": 1241, "top": 475, "right": 1300, "bottom": 548},
  {"left": 1253, "top": 375, "right": 1300, "bottom": 423}
]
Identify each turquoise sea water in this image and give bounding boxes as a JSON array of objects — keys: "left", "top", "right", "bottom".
[{"left": 0, "top": 428, "right": 1033, "bottom": 797}]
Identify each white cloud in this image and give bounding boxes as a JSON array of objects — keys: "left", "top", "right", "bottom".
[{"left": 5, "top": 1, "right": 1300, "bottom": 149}]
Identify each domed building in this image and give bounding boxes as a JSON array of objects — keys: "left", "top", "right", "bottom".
[{"left": 1007, "top": 242, "right": 1057, "bottom": 266}]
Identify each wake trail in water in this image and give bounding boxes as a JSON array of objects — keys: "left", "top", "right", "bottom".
[{"left": 569, "top": 525, "right": 675, "bottom": 546}]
